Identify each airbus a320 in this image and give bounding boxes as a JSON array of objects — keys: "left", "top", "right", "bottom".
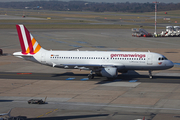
[{"left": 13, "top": 25, "right": 174, "bottom": 79}]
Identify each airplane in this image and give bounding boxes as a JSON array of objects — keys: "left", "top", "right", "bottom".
[
  {"left": 0, "top": 109, "right": 11, "bottom": 120},
  {"left": 13, "top": 24, "right": 174, "bottom": 79}
]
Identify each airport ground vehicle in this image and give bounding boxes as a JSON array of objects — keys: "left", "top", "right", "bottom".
[
  {"left": 160, "top": 26, "right": 180, "bottom": 37},
  {"left": 28, "top": 97, "right": 47, "bottom": 104},
  {"left": 132, "top": 28, "right": 152, "bottom": 37},
  {"left": 28, "top": 99, "right": 45, "bottom": 104}
]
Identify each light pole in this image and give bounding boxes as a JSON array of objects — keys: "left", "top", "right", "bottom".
[{"left": 153, "top": 1, "right": 159, "bottom": 35}]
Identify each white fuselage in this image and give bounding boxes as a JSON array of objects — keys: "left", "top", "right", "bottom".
[
  {"left": 18, "top": 49, "right": 173, "bottom": 71},
  {"left": 13, "top": 24, "right": 174, "bottom": 79}
]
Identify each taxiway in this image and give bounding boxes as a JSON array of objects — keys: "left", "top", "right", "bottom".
[{"left": 0, "top": 29, "right": 180, "bottom": 120}]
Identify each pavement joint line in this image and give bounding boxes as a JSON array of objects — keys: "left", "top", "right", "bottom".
[
  {"left": 133, "top": 37, "right": 180, "bottom": 47},
  {"left": 49, "top": 102, "right": 180, "bottom": 111},
  {"left": 42, "top": 33, "right": 85, "bottom": 48},
  {"left": 17, "top": 73, "right": 32, "bottom": 75}
]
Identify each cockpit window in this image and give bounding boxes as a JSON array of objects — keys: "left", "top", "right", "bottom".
[
  {"left": 158, "top": 56, "right": 168, "bottom": 60},
  {"left": 163, "top": 56, "right": 168, "bottom": 60}
]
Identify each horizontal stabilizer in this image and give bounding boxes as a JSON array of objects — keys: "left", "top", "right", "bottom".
[{"left": 13, "top": 52, "right": 33, "bottom": 57}]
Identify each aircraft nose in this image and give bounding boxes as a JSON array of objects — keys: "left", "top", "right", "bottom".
[{"left": 167, "top": 60, "right": 174, "bottom": 68}]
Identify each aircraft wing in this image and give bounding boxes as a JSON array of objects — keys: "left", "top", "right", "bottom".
[{"left": 58, "top": 63, "right": 125, "bottom": 70}]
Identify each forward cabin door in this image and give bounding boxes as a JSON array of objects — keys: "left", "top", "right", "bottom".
[{"left": 147, "top": 54, "right": 152, "bottom": 65}]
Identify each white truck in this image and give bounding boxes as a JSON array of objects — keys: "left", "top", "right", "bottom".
[{"left": 161, "top": 26, "right": 180, "bottom": 37}]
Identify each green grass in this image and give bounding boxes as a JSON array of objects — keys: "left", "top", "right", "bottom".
[
  {"left": 0, "top": 19, "right": 98, "bottom": 23},
  {"left": 0, "top": 24, "right": 162, "bottom": 29},
  {"left": 126, "top": 18, "right": 180, "bottom": 24},
  {"left": 0, "top": 8, "right": 178, "bottom": 29}
]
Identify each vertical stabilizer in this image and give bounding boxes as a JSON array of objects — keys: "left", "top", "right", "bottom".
[{"left": 16, "top": 24, "right": 42, "bottom": 55}]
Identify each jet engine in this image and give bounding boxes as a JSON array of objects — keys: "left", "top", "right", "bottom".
[
  {"left": 118, "top": 70, "right": 128, "bottom": 73},
  {"left": 100, "top": 67, "right": 118, "bottom": 78}
]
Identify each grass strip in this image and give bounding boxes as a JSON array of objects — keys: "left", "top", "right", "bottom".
[{"left": 0, "top": 24, "right": 160, "bottom": 29}]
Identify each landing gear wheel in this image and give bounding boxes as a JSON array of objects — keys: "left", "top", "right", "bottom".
[
  {"left": 88, "top": 74, "right": 94, "bottom": 79},
  {"left": 149, "top": 70, "right": 153, "bottom": 79}
]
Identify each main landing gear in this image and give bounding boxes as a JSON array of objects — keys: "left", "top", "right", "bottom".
[
  {"left": 88, "top": 70, "right": 94, "bottom": 79},
  {"left": 149, "top": 70, "right": 153, "bottom": 79}
]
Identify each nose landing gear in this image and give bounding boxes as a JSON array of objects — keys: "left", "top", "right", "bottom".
[
  {"left": 88, "top": 70, "right": 95, "bottom": 79},
  {"left": 88, "top": 74, "right": 94, "bottom": 79},
  {"left": 149, "top": 70, "right": 153, "bottom": 79}
]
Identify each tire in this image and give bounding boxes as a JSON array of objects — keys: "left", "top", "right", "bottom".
[{"left": 88, "top": 74, "right": 94, "bottom": 79}]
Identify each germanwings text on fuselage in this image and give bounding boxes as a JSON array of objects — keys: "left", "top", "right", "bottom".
[{"left": 110, "top": 53, "right": 146, "bottom": 58}]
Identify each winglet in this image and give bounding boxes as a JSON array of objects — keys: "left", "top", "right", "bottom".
[{"left": 16, "top": 24, "right": 42, "bottom": 55}]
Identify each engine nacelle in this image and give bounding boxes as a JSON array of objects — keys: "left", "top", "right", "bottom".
[
  {"left": 95, "top": 72, "right": 102, "bottom": 76},
  {"left": 100, "top": 67, "right": 118, "bottom": 78},
  {"left": 118, "top": 70, "right": 128, "bottom": 73}
]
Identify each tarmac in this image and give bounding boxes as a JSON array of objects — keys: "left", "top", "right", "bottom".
[{"left": 0, "top": 28, "right": 180, "bottom": 120}]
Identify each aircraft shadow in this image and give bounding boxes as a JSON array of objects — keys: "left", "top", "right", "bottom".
[
  {"left": 51, "top": 72, "right": 88, "bottom": 77},
  {"left": 96, "top": 70, "right": 180, "bottom": 84},
  {"left": 51, "top": 71, "right": 180, "bottom": 84},
  {"left": 96, "top": 75, "right": 180, "bottom": 84},
  {"left": 0, "top": 100, "right": 13, "bottom": 102},
  {"left": 26, "top": 114, "right": 109, "bottom": 120},
  {"left": 1, "top": 72, "right": 180, "bottom": 84},
  {"left": 51, "top": 70, "right": 140, "bottom": 78}
]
